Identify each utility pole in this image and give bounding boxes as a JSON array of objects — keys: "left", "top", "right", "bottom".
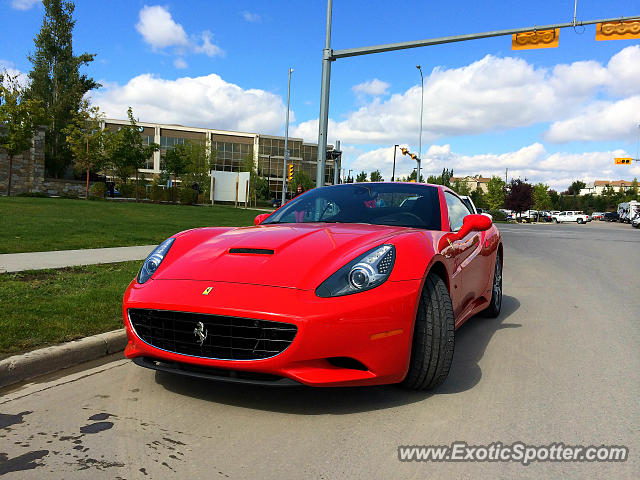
[
  {"left": 505, "top": 168, "right": 508, "bottom": 184},
  {"left": 316, "top": 0, "right": 333, "bottom": 188},
  {"left": 283, "top": 68, "right": 293, "bottom": 204},
  {"left": 416, "top": 65, "right": 424, "bottom": 183},
  {"left": 392, "top": 144, "right": 398, "bottom": 182},
  {"left": 315, "top": 1, "right": 639, "bottom": 188}
]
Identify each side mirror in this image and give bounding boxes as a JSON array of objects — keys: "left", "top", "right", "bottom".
[
  {"left": 254, "top": 213, "right": 270, "bottom": 225},
  {"left": 457, "top": 214, "right": 492, "bottom": 238},
  {"left": 438, "top": 214, "right": 492, "bottom": 251}
]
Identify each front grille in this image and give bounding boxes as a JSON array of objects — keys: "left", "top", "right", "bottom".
[{"left": 128, "top": 309, "right": 297, "bottom": 360}]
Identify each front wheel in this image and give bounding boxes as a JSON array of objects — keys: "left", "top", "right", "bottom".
[{"left": 401, "top": 274, "right": 455, "bottom": 391}]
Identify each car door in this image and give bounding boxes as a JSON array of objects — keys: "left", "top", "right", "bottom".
[
  {"left": 443, "top": 192, "right": 487, "bottom": 317},
  {"left": 558, "top": 212, "right": 566, "bottom": 222}
]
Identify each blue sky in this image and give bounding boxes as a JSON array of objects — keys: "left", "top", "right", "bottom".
[{"left": 2, "top": 0, "right": 640, "bottom": 189}]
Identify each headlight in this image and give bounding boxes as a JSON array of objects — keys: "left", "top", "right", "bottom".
[
  {"left": 316, "top": 244, "right": 396, "bottom": 297},
  {"left": 137, "top": 238, "right": 175, "bottom": 284}
]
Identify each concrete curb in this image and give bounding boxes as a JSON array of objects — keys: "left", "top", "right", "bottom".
[{"left": 0, "top": 329, "right": 127, "bottom": 389}]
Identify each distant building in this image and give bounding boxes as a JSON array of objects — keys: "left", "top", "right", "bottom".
[
  {"left": 579, "top": 180, "right": 635, "bottom": 196},
  {"left": 450, "top": 175, "right": 491, "bottom": 193},
  {"left": 102, "top": 119, "right": 340, "bottom": 199}
]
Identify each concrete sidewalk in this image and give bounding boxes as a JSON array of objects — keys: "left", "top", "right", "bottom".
[{"left": 0, "top": 244, "right": 156, "bottom": 273}]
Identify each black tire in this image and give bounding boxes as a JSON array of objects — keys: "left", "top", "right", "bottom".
[
  {"left": 553, "top": 218, "right": 558, "bottom": 223},
  {"left": 480, "top": 253, "right": 503, "bottom": 318},
  {"left": 401, "top": 274, "right": 455, "bottom": 391},
  {"left": 577, "top": 219, "right": 583, "bottom": 224}
]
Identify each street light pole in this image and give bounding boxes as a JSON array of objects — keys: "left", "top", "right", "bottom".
[
  {"left": 316, "top": 0, "right": 333, "bottom": 188},
  {"left": 392, "top": 144, "right": 398, "bottom": 181},
  {"left": 416, "top": 65, "right": 424, "bottom": 183},
  {"left": 282, "top": 68, "right": 293, "bottom": 204}
]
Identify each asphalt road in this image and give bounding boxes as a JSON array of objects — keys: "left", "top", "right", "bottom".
[{"left": 1, "top": 221, "right": 638, "bottom": 479}]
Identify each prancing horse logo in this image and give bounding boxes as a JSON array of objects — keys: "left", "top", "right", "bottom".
[{"left": 194, "top": 321, "right": 208, "bottom": 346}]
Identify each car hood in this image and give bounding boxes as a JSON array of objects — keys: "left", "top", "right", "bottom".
[{"left": 154, "top": 223, "right": 413, "bottom": 289}]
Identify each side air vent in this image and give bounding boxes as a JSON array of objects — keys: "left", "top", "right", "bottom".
[{"left": 228, "top": 248, "right": 274, "bottom": 255}]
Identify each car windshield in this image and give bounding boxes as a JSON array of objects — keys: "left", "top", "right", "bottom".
[{"left": 263, "top": 183, "right": 442, "bottom": 230}]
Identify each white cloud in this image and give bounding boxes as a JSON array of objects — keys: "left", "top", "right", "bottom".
[
  {"left": 344, "top": 143, "right": 633, "bottom": 191},
  {"left": 292, "top": 46, "right": 640, "bottom": 146},
  {"left": 242, "top": 11, "right": 261, "bottom": 23},
  {"left": 11, "top": 0, "right": 39, "bottom": 10},
  {"left": 173, "top": 58, "right": 187, "bottom": 69},
  {"left": 92, "top": 73, "right": 287, "bottom": 134},
  {"left": 0, "top": 62, "right": 30, "bottom": 89},
  {"left": 544, "top": 96, "right": 640, "bottom": 143},
  {"left": 193, "top": 30, "right": 224, "bottom": 57},
  {"left": 136, "top": 5, "right": 188, "bottom": 50},
  {"left": 135, "top": 6, "right": 223, "bottom": 65},
  {"left": 352, "top": 79, "right": 390, "bottom": 96}
]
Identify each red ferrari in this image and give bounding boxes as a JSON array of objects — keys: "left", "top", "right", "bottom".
[{"left": 123, "top": 182, "right": 503, "bottom": 390}]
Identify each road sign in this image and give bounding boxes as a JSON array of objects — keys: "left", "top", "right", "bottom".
[
  {"left": 512, "top": 29, "right": 559, "bottom": 50},
  {"left": 615, "top": 158, "right": 632, "bottom": 165},
  {"left": 596, "top": 20, "right": 640, "bottom": 41}
]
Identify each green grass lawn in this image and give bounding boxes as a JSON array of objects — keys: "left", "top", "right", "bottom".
[
  {"left": 0, "top": 262, "right": 140, "bottom": 357},
  {"left": 0, "top": 197, "right": 263, "bottom": 253}
]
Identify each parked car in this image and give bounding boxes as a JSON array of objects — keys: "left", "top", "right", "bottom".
[
  {"left": 552, "top": 211, "right": 589, "bottom": 224},
  {"left": 632, "top": 213, "right": 640, "bottom": 228},
  {"left": 538, "top": 210, "right": 553, "bottom": 222},
  {"left": 590, "top": 212, "right": 604, "bottom": 221},
  {"left": 123, "top": 182, "right": 503, "bottom": 391},
  {"left": 459, "top": 195, "right": 493, "bottom": 220},
  {"left": 603, "top": 212, "right": 619, "bottom": 222}
]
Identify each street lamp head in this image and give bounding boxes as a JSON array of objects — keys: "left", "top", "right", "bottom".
[{"left": 416, "top": 65, "right": 421, "bottom": 70}]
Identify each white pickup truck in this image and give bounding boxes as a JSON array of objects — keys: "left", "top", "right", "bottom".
[{"left": 551, "top": 210, "right": 589, "bottom": 224}]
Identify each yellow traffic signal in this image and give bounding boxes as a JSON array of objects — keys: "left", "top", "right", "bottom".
[
  {"left": 287, "top": 163, "right": 294, "bottom": 181},
  {"left": 400, "top": 147, "right": 409, "bottom": 156},
  {"left": 512, "top": 29, "right": 559, "bottom": 50},
  {"left": 596, "top": 20, "right": 640, "bottom": 41},
  {"left": 410, "top": 153, "right": 417, "bottom": 161},
  {"left": 615, "top": 158, "right": 632, "bottom": 165}
]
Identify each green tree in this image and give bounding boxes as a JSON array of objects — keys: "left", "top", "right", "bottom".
[
  {"left": 426, "top": 174, "right": 438, "bottom": 184},
  {"left": 103, "top": 107, "right": 159, "bottom": 201},
  {"left": 532, "top": 182, "right": 552, "bottom": 210},
  {"left": 370, "top": 169, "right": 383, "bottom": 182},
  {"left": 407, "top": 169, "right": 424, "bottom": 182},
  {"left": 452, "top": 178, "right": 471, "bottom": 196},
  {"left": 26, "top": 0, "right": 99, "bottom": 177},
  {"left": 356, "top": 171, "right": 368, "bottom": 182},
  {"left": 628, "top": 178, "right": 638, "bottom": 200},
  {"left": 485, "top": 176, "right": 506, "bottom": 210},
  {"left": 440, "top": 168, "right": 454, "bottom": 187},
  {"left": 0, "top": 72, "right": 44, "bottom": 196},
  {"left": 548, "top": 189, "right": 561, "bottom": 210},
  {"left": 63, "top": 100, "right": 105, "bottom": 198},
  {"left": 162, "top": 143, "right": 190, "bottom": 202},
  {"left": 567, "top": 180, "right": 586, "bottom": 196},
  {"left": 470, "top": 188, "right": 486, "bottom": 210},
  {"left": 291, "top": 170, "right": 314, "bottom": 193}
]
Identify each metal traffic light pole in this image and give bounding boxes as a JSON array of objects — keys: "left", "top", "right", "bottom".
[{"left": 315, "top": 2, "right": 640, "bottom": 187}]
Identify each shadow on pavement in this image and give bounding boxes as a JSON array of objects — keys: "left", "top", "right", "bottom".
[{"left": 155, "top": 295, "right": 520, "bottom": 415}]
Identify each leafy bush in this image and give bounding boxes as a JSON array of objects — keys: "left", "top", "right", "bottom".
[
  {"left": 60, "top": 192, "right": 80, "bottom": 199},
  {"left": 487, "top": 209, "right": 507, "bottom": 221},
  {"left": 149, "top": 184, "right": 166, "bottom": 203},
  {"left": 17, "top": 192, "right": 49, "bottom": 198},
  {"left": 119, "top": 183, "right": 134, "bottom": 198},
  {"left": 178, "top": 188, "right": 198, "bottom": 205},
  {"left": 90, "top": 182, "right": 107, "bottom": 197}
]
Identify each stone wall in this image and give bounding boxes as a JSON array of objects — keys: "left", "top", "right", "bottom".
[
  {"left": 40, "top": 178, "right": 94, "bottom": 197},
  {"left": 0, "top": 126, "right": 96, "bottom": 197},
  {"left": 0, "top": 126, "right": 46, "bottom": 196}
]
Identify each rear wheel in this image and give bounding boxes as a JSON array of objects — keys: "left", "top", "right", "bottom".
[
  {"left": 480, "top": 254, "right": 502, "bottom": 318},
  {"left": 401, "top": 274, "right": 455, "bottom": 391}
]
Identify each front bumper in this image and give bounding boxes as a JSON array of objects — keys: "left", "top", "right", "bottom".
[{"left": 123, "top": 278, "right": 422, "bottom": 387}]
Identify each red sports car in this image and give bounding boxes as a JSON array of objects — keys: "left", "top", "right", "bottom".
[{"left": 123, "top": 182, "right": 503, "bottom": 390}]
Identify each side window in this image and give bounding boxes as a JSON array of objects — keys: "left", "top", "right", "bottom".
[{"left": 445, "top": 192, "right": 471, "bottom": 232}]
